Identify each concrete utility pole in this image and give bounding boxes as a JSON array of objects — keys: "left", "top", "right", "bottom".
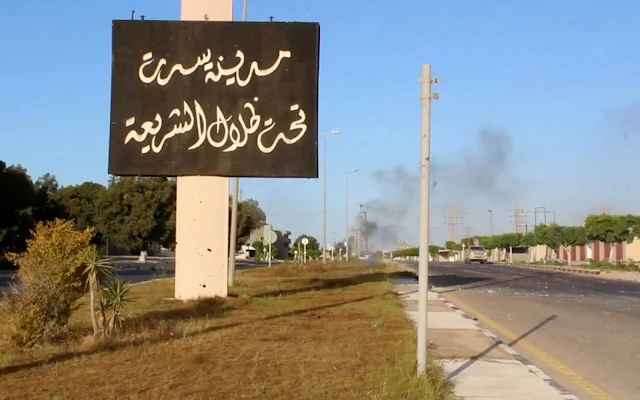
[
  {"left": 362, "top": 209, "right": 368, "bottom": 254},
  {"left": 322, "top": 130, "right": 340, "bottom": 264},
  {"left": 417, "top": 64, "right": 438, "bottom": 376},
  {"left": 227, "top": 0, "right": 249, "bottom": 287},
  {"left": 344, "top": 169, "right": 359, "bottom": 261}
]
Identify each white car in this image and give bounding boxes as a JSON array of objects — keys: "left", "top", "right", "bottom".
[{"left": 464, "top": 245, "right": 488, "bottom": 264}]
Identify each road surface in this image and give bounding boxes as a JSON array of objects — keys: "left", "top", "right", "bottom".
[
  {"left": 0, "top": 258, "right": 274, "bottom": 292},
  {"left": 404, "top": 261, "right": 640, "bottom": 400}
]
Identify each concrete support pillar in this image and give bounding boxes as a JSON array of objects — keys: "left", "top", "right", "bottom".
[{"left": 175, "top": 0, "right": 233, "bottom": 300}]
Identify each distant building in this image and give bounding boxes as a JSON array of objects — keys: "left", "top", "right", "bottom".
[
  {"left": 246, "top": 225, "right": 292, "bottom": 260},
  {"left": 395, "top": 241, "right": 416, "bottom": 251}
]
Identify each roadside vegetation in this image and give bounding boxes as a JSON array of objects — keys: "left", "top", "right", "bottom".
[
  {"left": 0, "top": 225, "right": 456, "bottom": 399},
  {"left": 391, "top": 213, "right": 640, "bottom": 271}
]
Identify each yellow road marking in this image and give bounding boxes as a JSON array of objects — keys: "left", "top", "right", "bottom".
[{"left": 444, "top": 292, "right": 615, "bottom": 400}]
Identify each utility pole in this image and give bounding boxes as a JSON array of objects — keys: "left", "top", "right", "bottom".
[
  {"left": 227, "top": 0, "right": 256, "bottom": 286},
  {"left": 510, "top": 207, "right": 526, "bottom": 233},
  {"left": 546, "top": 210, "right": 556, "bottom": 223},
  {"left": 321, "top": 130, "right": 340, "bottom": 264},
  {"left": 444, "top": 205, "right": 460, "bottom": 243},
  {"left": 599, "top": 203, "right": 611, "bottom": 214},
  {"left": 363, "top": 209, "right": 368, "bottom": 255},
  {"left": 355, "top": 215, "right": 360, "bottom": 258},
  {"left": 417, "top": 64, "right": 438, "bottom": 376},
  {"left": 345, "top": 169, "right": 359, "bottom": 261},
  {"left": 226, "top": 0, "right": 247, "bottom": 287},
  {"left": 463, "top": 225, "right": 472, "bottom": 241},
  {"left": 534, "top": 206, "right": 546, "bottom": 227}
]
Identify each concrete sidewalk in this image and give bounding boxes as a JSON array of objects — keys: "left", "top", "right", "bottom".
[{"left": 394, "top": 281, "right": 578, "bottom": 400}]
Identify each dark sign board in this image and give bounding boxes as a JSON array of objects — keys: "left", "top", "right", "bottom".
[{"left": 108, "top": 21, "right": 320, "bottom": 178}]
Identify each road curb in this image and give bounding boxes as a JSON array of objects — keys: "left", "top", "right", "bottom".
[
  {"left": 498, "top": 262, "right": 606, "bottom": 276},
  {"left": 435, "top": 292, "right": 579, "bottom": 400},
  {"left": 130, "top": 277, "right": 174, "bottom": 286}
]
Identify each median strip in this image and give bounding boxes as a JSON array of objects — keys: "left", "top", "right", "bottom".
[{"left": 497, "top": 262, "right": 606, "bottom": 275}]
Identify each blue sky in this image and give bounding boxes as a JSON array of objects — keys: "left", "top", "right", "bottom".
[{"left": 2, "top": 0, "right": 640, "bottom": 249}]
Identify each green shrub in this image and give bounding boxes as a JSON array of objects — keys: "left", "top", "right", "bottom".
[{"left": 1, "top": 219, "right": 94, "bottom": 347}]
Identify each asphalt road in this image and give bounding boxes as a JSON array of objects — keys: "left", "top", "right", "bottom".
[
  {"left": 405, "top": 261, "right": 640, "bottom": 400},
  {"left": 0, "top": 258, "right": 274, "bottom": 292}
]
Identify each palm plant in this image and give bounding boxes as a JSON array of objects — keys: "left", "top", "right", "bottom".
[
  {"left": 82, "top": 249, "right": 114, "bottom": 336},
  {"left": 101, "top": 279, "right": 133, "bottom": 336}
]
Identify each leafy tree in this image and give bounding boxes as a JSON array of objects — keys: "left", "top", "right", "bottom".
[
  {"left": 293, "top": 234, "right": 320, "bottom": 251},
  {"left": 0, "top": 162, "right": 36, "bottom": 257},
  {"left": 250, "top": 240, "right": 277, "bottom": 261},
  {"left": 491, "top": 233, "right": 521, "bottom": 249},
  {"left": 391, "top": 247, "right": 419, "bottom": 258},
  {"left": 533, "top": 224, "right": 561, "bottom": 248},
  {"left": 585, "top": 214, "right": 634, "bottom": 262},
  {"left": 230, "top": 198, "right": 266, "bottom": 251},
  {"left": 559, "top": 226, "right": 588, "bottom": 265},
  {"left": 53, "top": 182, "right": 107, "bottom": 244},
  {"left": 445, "top": 240, "right": 462, "bottom": 251},
  {"left": 429, "top": 244, "right": 441, "bottom": 258},
  {"left": 31, "top": 173, "right": 65, "bottom": 223},
  {"left": 520, "top": 232, "right": 538, "bottom": 247},
  {"left": 96, "top": 177, "right": 175, "bottom": 257}
]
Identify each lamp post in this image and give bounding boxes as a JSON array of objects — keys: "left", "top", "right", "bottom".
[
  {"left": 488, "top": 209, "right": 493, "bottom": 235},
  {"left": 322, "top": 130, "right": 340, "bottom": 264},
  {"left": 227, "top": 0, "right": 250, "bottom": 287},
  {"left": 345, "top": 169, "right": 359, "bottom": 261}
]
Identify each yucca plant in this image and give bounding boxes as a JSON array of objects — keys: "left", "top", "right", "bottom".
[
  {"left": 101, "top": 279, "right": 133, "bottom": 336},
  {"left": 82, "top": 249, "right": 114, "bottom": 336}
]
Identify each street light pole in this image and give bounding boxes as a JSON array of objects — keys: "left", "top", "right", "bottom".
[
  {"left": 227, "top": 0, "right": 249, "bottom": 287},
  {"left": 488, "top": 209, "right": 493, "bottom": 235},
  {"left": 344, "top": 169, "right": 359, "bottom": 261},
  {"left": 322, "top": 130, "right": 340, "bottom": 264},
  {"left": 417, "top": 64, "right": 438, "bottom": 377}
]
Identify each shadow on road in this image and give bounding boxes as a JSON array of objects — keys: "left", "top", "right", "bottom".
[{"left": 446, "top": 314, "right": 558, "bottom": 380}]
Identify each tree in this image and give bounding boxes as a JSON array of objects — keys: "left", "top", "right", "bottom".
[
  {"left": 559, "top": 226, "right": 587, "bottom": 265},
  {"left": 233, "top": 198, "right": 266, "bottom": 250},
  {"left": 585, "top": 214, "right": 634, "bottom": 262},
  {"left": 31, "top": 173, "right": 65, "bottom": 223},
  {"left": 391, "top": 247, "right": 419, "bottom": 258},
  {"left": 0, "top": 162, "right": 36, "bottom": 258},
  {"left": 520, "top": 232, "right": 538, "bottom": 247},
  {"left": 82, "top": 249, "right": 114, "bottom": 336},
  {"left": 53, "top": 182, "right": 107, "bottom": 244},
  {"left": 96, "top": 177, "right": 175, "bottom": 259},
  {"left": 428, "top": 244, "right": 441, "bottom": 258},
  {"left": 293, "top": 234, "right": 320, "bottom": 251},
  {"left": 445, "top": 241, "right": 462, "bottom": 251}
]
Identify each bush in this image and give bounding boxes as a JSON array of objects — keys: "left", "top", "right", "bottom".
[{"left": 1, "top": 219, "right": 95, "bottom": 347}]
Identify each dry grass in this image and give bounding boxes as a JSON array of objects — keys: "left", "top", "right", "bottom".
[{"left": 0, "top": 262, "right": 455, "bottom": 400}]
